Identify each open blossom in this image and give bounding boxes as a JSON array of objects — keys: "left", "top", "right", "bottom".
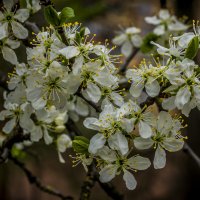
[
  {"left": 26, "top": 0, "right": 41, "bottom": 14},
  {"left": 0, "top": 6, "right": 198, "bottom": 192},
  {"left": 151, "top": 38, "right": 185, "bottom": 58},
  {"left": 145, "top": 9, "right": 188, "bottom": 35},
  {"left": 112, "top": 26, "right": 142, "bottom": 57},
  {"left": 84, "top": 104, "right": 134, "bottom": 154},
  {"left": 0, "top": 102, "right": 32, "bottom": 134},
  {"left": 162, "top": 59, "right": 200, "bottom": 116},
  {"left": 96, "top": 147, "right": 151, "bottom": 190},
  {"left": 173, "top": 21, "right": 200, "bottom": 48},
  {"left": 126, "top": 62, "right": 162, "bottom": 98},
  {"left": 134, "top": 111, "right": 184, "bottom": 169},
  {"left": 0, "top": 0, "right": 29, "bottom": 39},
  {"left": 126, "top": 100, "right": 156, "bottom": 138}
]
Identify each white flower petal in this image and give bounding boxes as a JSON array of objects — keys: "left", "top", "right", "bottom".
[
  {"left": 145, "top": 78, "right": 160, "bottom": 97},
  {"left": 11, "top": 21, "right": 28, "bottom": 39},
  {"left": 31, "top": 126, "right": 43, "bottom": 142},
  {"left": 145, "top": 16, "right": 161, "bottom": 25},
  {"left": 3, "top": 0, "right": 14, "bottom": 11},
  {"left": 129, "top": 81, "right": 144, "bottom": 98},
  {"left": 0, "top": 22, "right": 8, "bottom": 40},
  {"left": 127, "top": 155, "right": 151, "bottom": 170},
  {"left": 88, "top": 133, "right": 106, "bottom": 154},
  {"left": 59, "top": 46, "right": 80, "bottom": 59},
  {"left": 108, "top": 132, "right": 129, "bottom": 155},
  {"left": 162, "top": 138, "right": 184, "bottom": 152},
  {"left": 134, "top": 137, "right": 154, "bottom": 150},
  {"left": 121, "top": 40, "right": 132, "bottom": 57},
  {"left": 154, "top": 25, "right": 165, "bottom": 35},
  {"left": 5, "top": 38, "right": 20, "bottom": 49},
  {"left": 2, "top": 46, "right": 18, "bottom": 65},
  {"left": 153, "top": 146, "right": 166, "bottom": 169},
  {"left": 83, "top": 83, "right": 101, "bottom": 103},
  {"left": 159, "top": 9, "right": 170, "bottom": 20},
  {"left": 44, "top": 128, "right": 53, "bottom": 145},
  {"left": 131, "top": 35, "right": 142, "bottom": 47},
  {"left": 96, "top": 146, "right": 117, "bottom": 162},
  {"left": 3, "top": 118, "right": 16, "bottom": 134},
  {"left": 110, "top": 92, "right": 124, "bottom": 106},
  {"left": 83, "top": 117, "right": 100, "bottom": 131},
  {"left": 123, "top": 170, "right": 137, "bottom": 190},
  {"left": 138, "top": 121, "right": 152, "bottom": 138},
  {"left": 14, "top": 9, "right": 30, "bottom": 22},
  {"left": 175, "top": 86, "right": 191, "bottom": 109},
  {"left": 57, "top": 134, "right": 72, "bottom": 152},
  {"left": 112, "top": 34, "right": 127, "bottom": 45},
  {"left": 162, "top": 96, "right": 176, "bottom": 110},
  {"left": 75, "top": 98, "right": 89, "bottom": 116},
  {"left": 0, "top": 110, "right": 12, "bottom": 120},
  {"left": 99, "top": 164, "right": 118, "bottom": 183}
]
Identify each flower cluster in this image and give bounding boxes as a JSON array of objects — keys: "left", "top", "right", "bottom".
[
  {"left": 0, "top": 0, "right": 41, "bottom": 64},
  {"left": 0, "top": 6, "right": 199, "bottom": 191}
]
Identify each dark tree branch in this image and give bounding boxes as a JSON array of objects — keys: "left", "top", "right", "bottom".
[
  {"left": 97, "top": 180, "right": 124, "bottom": 200},
  {"left": 160, "top": 0, "right": 167, "bottom": 8},
  {"left": 119, "top": 48, "right": 139, "bottom": 74},
  {"left": 0, "top": 74, "right": 8, "bottom": 91},
  {"left": 0, "top": 131, "right": 30, "bottom": 164},
  {"left": 79, "top": 164, "right": 96, "bottom": 200},
  {"left": 9, "top": 154, "right": 73, "bottom": 200},
  {"left": 40, "top": 0, "right": 54, "bottom": 6}
]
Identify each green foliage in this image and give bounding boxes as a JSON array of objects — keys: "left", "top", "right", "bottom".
[
  {"left": 72, "top": 136, "right": 89, "bottom": 154},
  {"left": 44, "top": 5, "right": 60, "bottom": 26},
  {"left": 44, "top": 5, "right": 75, "bottom": 26},
  {"left": 59, "top": 7, "right": 75, "bottom": 25},
  {"left": 185, "top": 36, "right": 199, "bottom": 59},
  {"left": 140, "top": 33, "right": 159, "bottom": 53}
]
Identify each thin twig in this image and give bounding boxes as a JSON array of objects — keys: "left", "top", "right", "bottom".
[
  {"left": 79, "top": 164, "right": 96, "bottom": 200},
  {"left": 119, "top": 48, "right": 139, "bottom": 73},
  {"left": 183, "top": 142, "right": 200, "bottom": 167},
  {"left": 9, "top": 154, "right": 73, "bottom": 200}
]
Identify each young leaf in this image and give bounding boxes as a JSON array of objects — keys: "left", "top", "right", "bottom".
[
  {"left": 72, "top": 136, "right": 89, "bottom": 154},
  {"left": 59, "top": 7, "right": 75, "bottom": 25},
  {"left": 44, "top": 5, "right": 60, "bottom": 26},
  {"left": 185, "top": 36, "right": 199, "bottom": 59}
]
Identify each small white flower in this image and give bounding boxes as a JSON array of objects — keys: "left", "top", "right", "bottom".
[
  {"left": 112, "top": 26, "right": 142, "bottom": 57},
  {"left": 97, "top": 147, "right": 151, "bottom": 190},
  {"left": 134, "top": 111, "right": 184, "bottom": 169},
  {"left": 0, "top": 0, "right": 29, "bottom": 39}
]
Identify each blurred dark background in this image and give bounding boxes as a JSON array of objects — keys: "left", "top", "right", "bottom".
[{"left": 0, "top": 0, "right": 200, "bottom": 199}]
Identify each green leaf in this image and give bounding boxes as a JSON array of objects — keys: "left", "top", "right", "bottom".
[
  {"left": 140, "top": 32, "right": 159, "bottom": 53},
  {"left": 44, "top": 5, "right": 60, "bottom": 26},
  {"left": 59, "top": 7, "right": 75, "bottom": 25},
  {"left": 72, "top": 136, "right": 89, "bottom": 154},
  {"left": 185, "top": 36, "right": 199, "bottom": 59},
  {"left": 74, "top": 136, "right": 89, "bottom": 143}
]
